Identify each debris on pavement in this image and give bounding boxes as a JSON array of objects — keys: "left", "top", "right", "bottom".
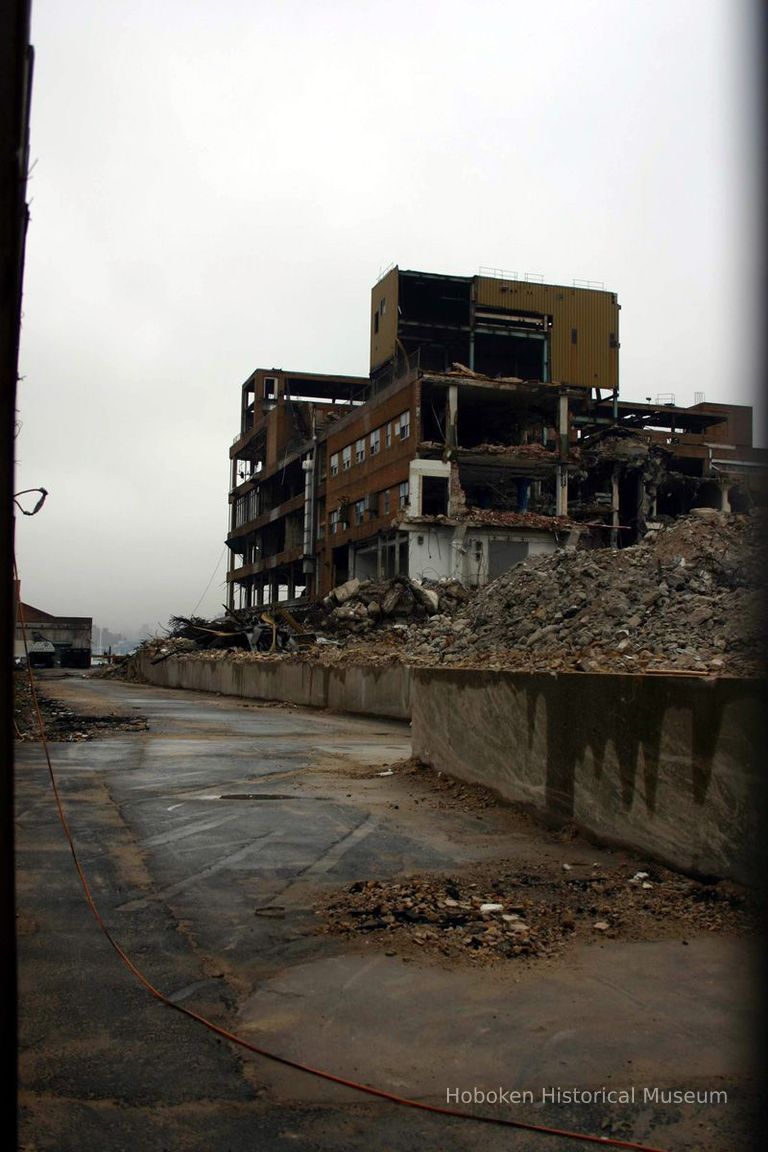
[
  {"left": 315, "top": 859, "right": 755, "bottom": 967},
  {"left": 13, "top": 671, "right": 149, "bottom": 742}
]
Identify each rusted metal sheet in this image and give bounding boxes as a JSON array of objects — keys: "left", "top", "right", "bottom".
[{"left": 369, "top": 266, "right": 400, "bottom": 372}]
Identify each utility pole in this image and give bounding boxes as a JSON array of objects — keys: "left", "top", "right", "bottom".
[{"left": 1, "top": 4, "right": 34, "bottom": 1149}]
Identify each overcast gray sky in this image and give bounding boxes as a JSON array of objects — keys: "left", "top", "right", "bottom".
[{"left": 15, "top": 0, "right": 762, "bottom": 635}]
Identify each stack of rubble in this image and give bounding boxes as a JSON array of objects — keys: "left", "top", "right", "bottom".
[
  {"left": 312, "top": 575, "right": 470, "bottom": 636},
  {"left": 316, "top": 858, "right": 753, "bottom": 966},
  {"left": 165, "top": 614, "right": 252, "bottom": 650},
  {"left": 116, "top": 509, "right": 764, "bottom": 678},
  {"left": 405, "top": 509, "right": 765, "bottom": 675}
]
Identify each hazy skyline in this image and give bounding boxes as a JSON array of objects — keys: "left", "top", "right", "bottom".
[{"left": 15, "top": 0, "right": 762, "bottom": 633}]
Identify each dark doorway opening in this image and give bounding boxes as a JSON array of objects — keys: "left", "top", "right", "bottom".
[{"left": 422, "top": 476, "right": 449, "bottom": 516}]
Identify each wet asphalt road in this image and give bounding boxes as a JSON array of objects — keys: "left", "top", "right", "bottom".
[{"left": 15, "top": 675, "right": 760, "bottom": 1151}]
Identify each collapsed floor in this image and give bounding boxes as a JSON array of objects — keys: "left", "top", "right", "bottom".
[{"left": 126, "top": 509, "right": 765, "bottom": 678}]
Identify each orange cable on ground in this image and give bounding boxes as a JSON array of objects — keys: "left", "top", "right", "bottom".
[{"left": 14, "top": 564, "right": 669, "bottom": 1152}]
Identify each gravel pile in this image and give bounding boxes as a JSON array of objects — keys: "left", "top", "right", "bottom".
[
  {"left": 316, "top": 859, "right": 754, "bottom": 966},
  {"left": 405, "top": 509, "right": 765, "bottom": 675}
]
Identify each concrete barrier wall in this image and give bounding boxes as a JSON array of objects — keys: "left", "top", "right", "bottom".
[
  {"left": 134, "top": 653, "right": 412, "bottom": 720},
  {"left": 411, "top": 668, "right": 764, "bottom": 883},
  {"left": 133, "top": 653, "right": 763, "bottom": 880}
]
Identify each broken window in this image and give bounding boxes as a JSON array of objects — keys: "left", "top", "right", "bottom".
[
  {"left": 370, "top": 428, "right": 381, "bottom": 455},
  {"left": 355, "top": 437, "right": 366, "bottom": 465},
  {"left": 342, "top": 445, "right": 352, "bottom": 471},
  {"left": 330, "top": 452, "right": 339, "bottom": 477},
  {"left": 473, "top": 332, "right": 545, "bottom": 380},
  {"left": 330, "top": 509, "right": 340, "bottom": 535},
  {"left": 234, "top": 489, "right": 260, "bottom": 527},
  {"left": 396, "top": 411, "right": 410, "bottom": 440},
  {"left": 420, "top": 384, "right": 447, "bottom": 442},
  {"left": 398, "top": 480, "right": 409, "bottom": 508},
  {"left": 399, "top": 274, "right": 470, "bottom": 328},
  {"left": 354, "top": 498, "right": 365, "bottom": 525}
]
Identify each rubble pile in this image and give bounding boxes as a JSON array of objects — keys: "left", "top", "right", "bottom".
[
  {"left": 316, "top": 860, "right": 754, "bottom": 966},
  {"left": 470, "top": 441, "right": 559, "bottom": 458},
  {"left": 115, "top": 509, "right": 764, "bottom": 678},
  {"left": 456, "top": 507, "right": 575, "bottom": 532},
  {"left": 312, "top": 575, "right": 470, "bottom": 636},
  {"left": 118, "top": 608, "right": 305, "bottom": 668},
  {"left": 405, "top": 509, "right": 765, "bottom": 674},
  {"left": 166, "top": 614, "right": 251, "bottom": 648}
]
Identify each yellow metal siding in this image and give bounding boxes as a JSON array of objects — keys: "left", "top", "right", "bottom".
[
  {"left": 475, "top": 277, "right": 619, "bottom": 391},
  {"left": 370, "top": 266, "right": 400, "bottom": 371}
]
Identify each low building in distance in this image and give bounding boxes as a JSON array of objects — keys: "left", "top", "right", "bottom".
[{"left": 14, "top": 588, "right": 92, "bottom": 667}]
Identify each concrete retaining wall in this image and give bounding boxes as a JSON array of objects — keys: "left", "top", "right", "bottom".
[
  {"left": 411, "top": 668, "right": 764, "bottom": 883},
  {"left": 133, "top": 652, "right": 763, "bottom": 880},
  {"left": 134, "top": 652, "right": 412, "bottom": 720}
]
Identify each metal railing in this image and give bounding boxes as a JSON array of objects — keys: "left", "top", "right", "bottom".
[
  {"left": 571, "top": 278, "right": 605, "bottom": 290},
  {"left": 479, "top": 265, "right": 518, "bottom": 280}
]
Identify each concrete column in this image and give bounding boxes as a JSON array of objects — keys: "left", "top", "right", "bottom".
[
  {"left": 610, "top": 465, "right": 620, "bottom": 548},
  {"left": 719, "top": 482, "right": 731, "bottom": 513},
  {"left": 446, "top": 384, "right": 458, "bottom": 448},
  {"left": 226, "top": 557, "right": 235, "bottom": 611},
  {"left": 410, "top": 469, "right": 422, "bottom": 517},
  {"left": 555, "top": 465, "right": 568, "bottom": 517},
  {"left": 555, "top": 394, "right": 570, "bottom": 520},
  {"left": 636, "top": 473, "right": 649, "bottom": 541},
  {"left": 557, "top": 392, "right": 569, "bottom": 458}
]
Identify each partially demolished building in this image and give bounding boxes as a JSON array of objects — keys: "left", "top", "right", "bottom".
[{"left": 226, "top": 268, "right": 763, "bottom": 612}]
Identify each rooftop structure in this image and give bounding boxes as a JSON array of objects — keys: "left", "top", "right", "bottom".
[{"left": 370, "top": 267, "right": 620, "bottom": 394}]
